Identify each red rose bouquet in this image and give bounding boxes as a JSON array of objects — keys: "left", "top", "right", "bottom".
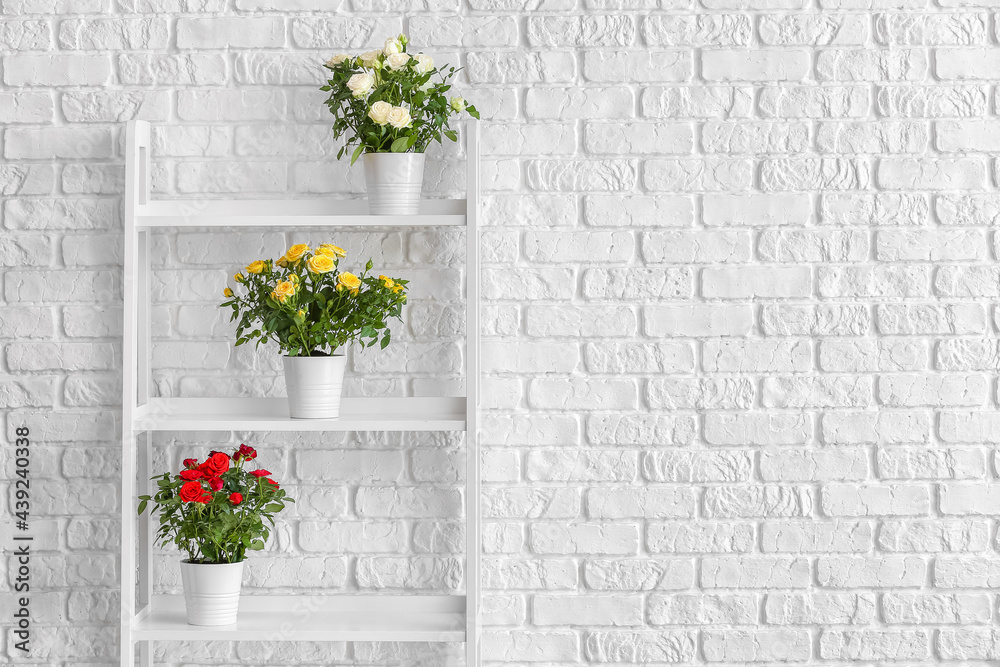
[{"left": 138, "top": 444, "right": 293, "bottom": 564}]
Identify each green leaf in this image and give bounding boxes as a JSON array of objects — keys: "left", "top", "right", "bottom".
[
  {"left": 350, "top": 144, "right": 365, "bottom": 165},
  {"left": 390, "top": 136, "right": 409, "bottom": 153},
  {"left": 137, "top": 499, "right": 148, "bottom": 516}
]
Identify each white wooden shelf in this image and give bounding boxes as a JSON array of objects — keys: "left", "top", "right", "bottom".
[
  {"left": 121, "top": 119, "right": 481, "bottom": 666},
  {"left": 132, "top": 397, "right": 466, "bottom": 431},
  {"left": 133, "top": 594, "right": 466, "bottom": 642},
  {"left": 135, "top": 197, "right": 467, "bottom": 227}
]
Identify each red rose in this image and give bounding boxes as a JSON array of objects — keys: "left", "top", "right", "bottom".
[
  {"left": 229, "top": 492, "right": 243, "bottom": 505},
  {"left": 193, "top": 493, "right": 211, "bottom": 504},
  {"left": 182, "top": 458, "right": 198, "bottom": 469},
  {"left": 249, "top": 469, "right": 271, "bottom": 478},
  {"left": 199, "top": 452, "right": 230, "bottom": 477},
  {"left": 208, "top": 477, "right": 224, "bottom": 492},
  {"left": 234, "top": 444, "right": 257, "bottom": 462},
  {"left": 179, "top": 480, "right": 206, "bottom": 503},
  {"left": 265, "top": 478, "right": 279, "bottom": 489},
  {"left": 178, "top": 469, "right": 203, "bottom": 481}
]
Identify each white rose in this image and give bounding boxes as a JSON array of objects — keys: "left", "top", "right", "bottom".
[
  {"left": 360, "top": 49, "right": 380, "bottom": 67},
  {"left": 386, "top": 106, "right": 412, "bottom": 129},
  {"left": 450, "top": 96, "right": 466, "bottom": 113},
  {"left": 383, "top": 37, "right": 401, "bottom": 56},
  {"left": 414, "top": 53, "right": 434, "bottom": 74},
  {"left": 326, "top": 53, "right": 350, "bottom": 67},
  {"left": 386, "top": 53, "right": 410, "bottom": 70},
  {"left": 347, "top": 72, "right": 374, "bottom": 98},
  {"left": 368, "top": 100, "right": 392, "bottom": 125}
]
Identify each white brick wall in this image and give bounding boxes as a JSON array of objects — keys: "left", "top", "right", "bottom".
[{"left": 4, "top": 2, "right": 1000, "bottom": 665}]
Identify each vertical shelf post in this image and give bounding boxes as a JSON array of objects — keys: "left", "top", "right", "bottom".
[
  {"left": 122, "top": 119, "right": 151, "bottom": 667},
  {"left": 465, "top": 119, "right": 481, "bottom": 667}
]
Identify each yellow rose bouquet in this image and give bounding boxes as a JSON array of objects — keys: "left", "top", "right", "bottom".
[{"left": 221, "top": 243, "right": 408, "bottom": 356}]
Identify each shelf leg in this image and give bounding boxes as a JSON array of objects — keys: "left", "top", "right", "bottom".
[
  {"left": 137, "top": 431, "right": 152, "bottom": 608},
  {"left": 139, "top": 640, "right": 151, "bottom": 667}
]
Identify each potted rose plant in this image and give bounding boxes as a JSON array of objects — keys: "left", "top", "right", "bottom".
[
  {"left": 221, "top": 242, "right": 407, "bottom": 418},
  {"left": 321, "top": 33, "right": 479, "bottom": 214},
  {"left": 137, "top": 444, "right": 292, "bottom": 626}
]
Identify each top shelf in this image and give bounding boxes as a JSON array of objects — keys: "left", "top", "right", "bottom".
[{"left": 134, "top": 198, "right": 467, "bottom": 228}]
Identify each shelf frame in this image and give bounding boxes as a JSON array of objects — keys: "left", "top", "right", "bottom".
[{"left": 120, "top": 119, "right": 481, "bottom": 667}]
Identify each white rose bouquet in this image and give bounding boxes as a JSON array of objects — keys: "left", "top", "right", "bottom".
[{"left": 322, "top": 34, "right": 480, "bottom": 164}]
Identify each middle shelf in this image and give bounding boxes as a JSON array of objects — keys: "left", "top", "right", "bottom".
[
  {"left": 133, "top": 594, "right": 467, "bottom": 642},
  {"left": 132, "top": 396, "right": 467, "bottom": 431}
]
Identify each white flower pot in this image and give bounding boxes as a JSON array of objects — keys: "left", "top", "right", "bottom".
[
  {"left": 363, "top": 152, "right": 425, "bottom": 215},
  {"left": 282, "top": 354, "right": 347, "bottom": 419},
  {"left": 180, "top": 560, "right": 244, "bottom": 626}
]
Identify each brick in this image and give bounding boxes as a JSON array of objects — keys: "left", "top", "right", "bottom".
[
  {"left": 644, "top": 158, "right": 752, "bottom": 191},
  {"left": 820, "top": 629, "right": 929, "bottom": 661},
  {"left": 822, "top": 193, "right": 928, "bottom": 226},
  {"left": 643, "top": 450, "right": 752, "bottom": 483},
  {"left": 818, "top": 556, "right": 926, "bottom": 588},
  {"left": 702, "top": 266, "right": 811, "bottom": 299},
  {"left": 878, "top": 519, "right": 990, "bottom": 552},
  {"left": 878, "top": 374, "right": 988, "bottom": 407},
  {"left": 647, "top": 522, "right": 754, "bottom": 553},
  {"left": 646, "top": 305, "right": 752, "bottom": 337},
  {"left": 760, "top": 448, "right": 869, "bottom": 482},
  {"left": 534, "top": 595, "right": 643, "bottom": 626},
  {"left": 758, "top": 229, "right": 869, "bottom": 262},
  {"left": 703, "top": 49, "right": 810, "bottom": 81},
  {"left": 704, "top": 193, "right": 812, "bottom": 226},
  {"left": 703, "top": 339, "right": 811, "bottom": 373},
  {"left": 584, "top": 50, "right": 691, "bottom": 82},
  {"left": 877, "top": 84, "right": 988, "bottom": 118},
  {"left": 878, "top": 157, "right": 987, "bottom": 189},
  {"left": 703, "top": 629, "right": 811, "bottom": 662},
  {"left": 177, "top": 17, "right": 284, "bottom": 48},
  {"left": 702, "top": 557, "right": 811, "bottom": 589},
  {"left": 760, "top": 85, "right": 870, "bottom": 118},
  {"left": 643, "top": 85, "right": 753, "bottom": 118},
  {"left": 703, "top": 121, "right": 810, "bottom": 154},
  {"left": 822, "top": 483, "right": 931, "bottom": 516},
  {"left": 584, "top": 558, "right": 694, "bottom": 591},
  {"left": 766, "top": 592, "right": 876, "bottom": 624},
  {"left": 761, "top": 13, "right": 869, "bottom": 45},
  {"left": 526, "top": 87, "right": 634, "bottom": 120},
  {"left": 643, "top": 230, "right": 750, "bottom": 263},
  {"left": 585, "top": 630, "right": 696, "bottom": 663},
  {"left": 585, "top": 121, "right": 692, "bottom": 154},
  {"left": 817, "top": 48, "right": 927, "bottom": 81},
  {"left": 4, "top": 54, "right": 110, "bottom": 86},
  {"left": 643, "top": 14, "right": 751, "bottom": 46},
  {"left": 762, "top": 304, "right": 871, "bottom": 336}
]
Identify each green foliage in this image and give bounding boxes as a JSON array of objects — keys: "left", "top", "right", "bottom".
[
  {"left": 322, "top": 34, "right": 480, "bottom": 164},
  {"left": 137, "top": 447, "right": 293, "bottom": 564},
  {"left": 221, "top": 243, "right": 407, "bottom": 357}
]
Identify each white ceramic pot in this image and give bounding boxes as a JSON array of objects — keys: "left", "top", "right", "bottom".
[
  {"left": 180, "top": 560, "right": 244, "bottom": 626},
  {"left": 363, "top": 152, "right": 425, "bottom": 215},
  {"left": 282, "top": 354, "right": 347, "bottom": 419}
]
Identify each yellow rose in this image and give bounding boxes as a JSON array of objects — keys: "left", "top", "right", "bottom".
[
  {"left": 337, "top": 272, "right": 361, "bottom": 291},
  {"left": 246, "top": 260, "right": 265, "bottom": 274},
  {"left": 223, "top": 287, "right": 233, "bottom": 297},
  {"left": 318, "top": 243, "right": 347, "bottom": 258},
  {"left": 273, "top": 280, "right": 296, "bottom": 302},
  {"left": 289, "top": 273, "right": 300, "bottom": 283},
  {"left": 379, "top": 274, "right": 395, "bottom": 289},
  {"left": 234, "top": 272, "right": 244, "bottom": 283},
  {"left": 285, "top": 244, "right": 310, "bottom": 262},
  {"left": 308, "top": 254, "right": 335, "bottom": 274},
  {"left": 276, "top": 255, "right": 289, "bottom": 268}
]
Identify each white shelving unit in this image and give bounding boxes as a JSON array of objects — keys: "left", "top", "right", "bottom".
[{"left": 120, "top": 119, "right": 481, "bottom": 666}]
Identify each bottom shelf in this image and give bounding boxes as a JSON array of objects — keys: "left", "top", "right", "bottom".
[{"left": 132, "top": 594, "right": 467, "bottom": 642}]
